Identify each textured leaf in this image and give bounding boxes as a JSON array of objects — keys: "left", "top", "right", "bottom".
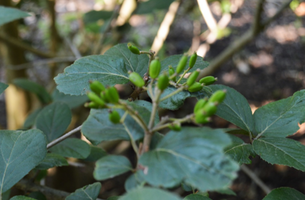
[
  {"left": 35, "top": 102, "right": 72, "bottom": 142},
  {"left": 10, "top": 196, "right": 36, "bottom": 200},
  {"left": 13, "top": 79, "right": 52, "bottom": 104},
  {"left": 253, "top": 137, "right": 305, "bottom": 171},
  {"left": 82, "top": 146, "right": 107, "bottom": 162},
  {"left": 36, "top": 153, "right": 68, "bottom": 170},
  {"left": 0, "top": 129, "right": 47, "bottom": 193},
  {"left": 196, "top": 85, "right": 254, "bottom": 134},
  {"left": 0, "top": 6, "right": 29, "bottom": 26},
  {"left": 139, "top": 127, "right": 239, "bottom": 192},
  {"left": 52, "top": 88, "right": 88, "bottom": 109},
  {"left": 254, "top": 90, "right": 305, "bottom": 137},
  {"left": 49, "top": 138, "right": 90, "bottom": 159},
  {"left": 183, "top": 194, "right": 212, "bottom": 200},
  {"left": 263, "top": 187, "right": 305, "bottom": 200},
  {"left": 23, "top": 108, "right": 42, "bottom": 129},
  {"left": 120, "top": 187, "right": 182, "bottom": 200},
  {"left": 135, "top": 0, "right": 175, "bottom": 14},
  {"left": 55, "top": 43, "right": 149, "bottom": 95},
  {"left": 83, "top": 10, "right": 113, "bottom": 24},
  {"left": 66, "top": 182, "right": 102, "bottom": 200},
  {"left": 125, "top": 173, "right": 145, "bottom": 192},
  {"left": 0, "top": 82, "right": 8, "bottom": 94},
  {"left": 224, "top": 135, "right": 255, "bottom": 164},
  {"left": 94, "top": 155, "right": 132, "bottom": 180}
]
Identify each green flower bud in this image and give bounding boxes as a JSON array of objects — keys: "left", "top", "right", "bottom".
[
  {"left": 209, "top": 90, "right": 226, "bottom": 104},
  {"left": 87, "top": 92, "right": 106, "bottom": 107},
  {"left": 129, "top": 72, "right": 145, "bottom": 88},
  {"left": 189, "top": 52, "right": 197, "bottom": 69},
  {"left": 194, "top": 110, "right": 210, "bottom": 124},
  {"left": 199, "top": 76, "right": 217, "bottom": 85},
  {"left": 105, "top": 86, "right": 120, "bottom": 104},
  {"left": 187, "top": 69, "right": 200, "bottom": 86},
  {"left": 84, "top": 102, "right": 100, "bottom": 109},
  {"left": 127, "top": 43, "right": 140, "bottom": 55},
  {"left": 149, "top": 59, "right": 161, "bottom": 79},
  {"left": 188, "top": 82, "right": 203, "bottom": 92},
  {"left": 175, "top": 54, "right": 188, "bottom": 74},
  {"left": 109, "top": 110, "right": 121, "bottom": 124},
  {"left": 168, "top": 65, "right": 176, "bottom": 82},
  {"left": 90, "top": 80, "right": 105, "bottom": 95},
  {"left": 157, "top": 73, "right": 169, "bottom": 91},
  {"left": 194, "top": 98, "right": 208, "bottom": 113},
  {"left": 168, "top": 123, "right": 181, "bottom": 131},
  {"left": 202, "top": 102, "right": 217, "bottom": 116}
]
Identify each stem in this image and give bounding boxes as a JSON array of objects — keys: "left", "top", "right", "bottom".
[
  {"left": 148, "top": 89, "right": 161, "bottom": 130},
  {"left": 160, "top": 86, "right": 185, "bottom": 102},
  {"left": 152, "top": 114, "right": 194, "bottom": 132},
  {"left": 123, "top": 122, "right": 140, "bottom": 159},
  {"left": 176, "top": 67, "right": 190, "bottom": 84},
  {"left": 47, "top": 125, "right": 82, "bottom": 149}
]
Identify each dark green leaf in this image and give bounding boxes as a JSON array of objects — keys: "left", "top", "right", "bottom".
[
  {"left": 0, "top": 6, "right": 30, "bottom": 26},
  {"left": 23, "top": 108, "right": 42, "bottom": 129},
  {"left": 183, "top": 194, "right": 212, "bottom": 200},
  {"left": 139, "top": 127, "right": 239, "bottom": 192},
  {"left": 135, "top": 0, "right": 175, "bottom": 14},
  {"left": 35, "top": 102, "right": 72, "bottom": 142},
  {"left": 29, "top": 191, "right": 47, "bottom": 200},
  {"left": 215, "top": 188, "right": 236, "bottom": 196},
  {"left": 83, "top": 10, "right": 113, "bottom": 24},
  {"left": 82, "top": 146, "right": 107, "bottom": 162},
  {"left": 125, "top": 173, "right": 145, "bottom": 192},
  {"left": 13, "top": 79, "right": 52, "bottom": 104},
  {"left": 0, "top": 129, "right": 47, "bottom": 193},
  {"left": 2, "top": 189, "right": 10, "bottom": 200},
  {"left": 120, "top": 187, "right": 182, "bottom": 200},
  {"left": 263, "top": 187, "right": 305, "bottom": 200},
  {"left": 196, "top": 85, "right": 254, "bottom": 134},
  {"left": 253, "top": 137, "right": 305, "bottom": 171},
  {"left": 0, "top": 82, "right": 8, "bottom": 94},
  {"left": 52, "top": 88, "right": 88, "bottom": 109},
  {"left": 107, "top": 197, "right": 120, "bottom": 200},
  {"left": 94, "top": 155, "right": 132, "bottom": 180},
  {"left": 66, "top": 182, "right": 102, "bottom": 200},
  {"left": 10, "top": 196, "right": 36, "bottom": 200},
  {"left": 224, "top": 135, "right": 255, "bottom": 164},
  {"left": 36, "top": 153, "right": 68, "bottom": 170},
  {"left": 49, "top": 138, "right": 91, "bottom": 159},
  {"left": 254, "top": 90, "right": 305, "bottom": 137}
]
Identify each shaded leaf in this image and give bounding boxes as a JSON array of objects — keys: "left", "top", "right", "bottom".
[
  {"left": 0, "top": 129, "right": 47, "bottom": 193},
  {"left": 82, "top": 146, "right": 107, "bottom": 162},
  {"left": 120, "top": 187, "right": 182, "bottom": 200},
  {"left": 83, "top": 10, "right": 113, "bottom": 24},
  {"left": 0, "top": 6, "right": 29, "bottom": 26},
  {"left": 183, "top": 194, "right": 212, "bottom": 200},
  {"left": 107, "top": 197, "right": 120, "bottom": 200},
  {"left": 253, "top": 137, "right": 305, "bottom": 171},
  {"left": 135, "top": 0, "right": 175, "bottom": 14},
  {"left": 35, "top": 102, "right": 72, "bottom": 142},
  {"left": 94, "top": 155, "right": 132, "bottom": 180},
  {"left": 254, "top": 90, "right": 305, "bottom": 137},
  {"left": 125, "top": 173, "right": 145, "bottom": 192},
  {"left": 13, "top": 79, "right": 52, "bottom": 104},
  {"left": 10, "top": 196, "right": 36, "bottom": 200},
  {"left": 66, "top": 182, "right": 102, "bottom": 200},
  {"left": 263, "top": 187, "right": 305, "bottom": 200},
  {"left": 139, "top": 127, "right": 239, "bottom": 192},
  {"left": 28, "top": 191, "right": 47, "bottom": 200},
  {"left": 0, "top": 82, "right": 8, "bottom": 94},
  {"left": 36, "top": 153, "right": 68, "bottom": 170},
  {"left": 49, "top": 138, "right": 91, "bottom": 159},
  {"left": 23, "top": 108, "right": 42, "bottom": 129},
  {"left": 52, "top": 88, "right": 88, "bottom": 109}
]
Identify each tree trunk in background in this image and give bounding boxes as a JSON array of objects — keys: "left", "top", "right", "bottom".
[{"left": 0, "top": 0, "right": 30, "bottom": 129}]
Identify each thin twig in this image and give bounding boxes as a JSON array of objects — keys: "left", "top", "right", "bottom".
[
  {"left": 47, "top": 125, "right": 82, "bottom": 149},
  {"left": 240, "top": 164, "right": 272, "bottom": 194},
  {"left": 64, "top": 37, "right": 82, "bottom": 59}
]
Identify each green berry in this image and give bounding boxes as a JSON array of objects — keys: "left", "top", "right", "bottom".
[
  {"left": 188, "top": 82, "right": 203, "bottom": 92},
  {"left": 194, "top": 110, "right": 210, "bottom": 124},
  {"left": 187, "top": 69, "right": 200, "bottom": 86},
  {"left": 149, "top": 59, "right": 161, "bottom": 79},
  {"left": 175, "top": 54, "right": 188, "bottom": 74},
  {"left": 168, "top": 123, "right": 181, "bottom": 131},
  {"left": 127, "top": 43, "right": 140, "bottom": 55},
  {"left": 202, "top": 102, "right": 217, "bottom": 116},
  {"left": 129, "top": 72, "right": 145, "bottom": 88},
  {"left": 90, "top": 80, "right": 105, "bottom": 95},
  {"left": 168, "top": 65, "right": 176, "bottom": 82},
  {"left": 157, "top": 73, "right": 169, "bottom": 91},
  {"left": 189, "top": 52, "right": 197, "bottom": 69},
  {"left": 84, "top": 102, "right": 100, "bottom": 109},
  {"left": 194, "top": 98, "right": 208, "bottom": 113},
  {"left": 109, "top": 110, "right": 121, "bottom": 124},
  {"left": 87, "top": 92, "right": 106, "bottom": 107},
  {"left": 105, "top": 86, "right": 120, "bottom": 104},
  {"left": 199, "top": 76, "right": 217, "bottom": 85},
  {"left": 209, "top": 90, "right": 226, "bottom": 104}
]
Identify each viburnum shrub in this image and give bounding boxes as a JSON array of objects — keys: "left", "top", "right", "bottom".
[{"left": 1, "top": 43, "right": 305, "bottom": 200}]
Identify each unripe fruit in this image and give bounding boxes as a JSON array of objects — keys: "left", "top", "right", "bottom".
[
  {"left": 84, "top": 102, "right": 99, "bottom": 109},
  {"left": 109, "top": 110, "right": 121, "bottom": 124},
  {"left": 194, "top": 98, "right": 208, "bottom": 113},
  {"left": 168, "top": 65, "right": 176, "bottom": 82},
  {"left": 194, "top": 110, "right": 210, "bottom": 124},
  {"left": 127, "top": 43, "right": 140, "bottom": 55},
  {"left": 90, "top": 80, "right": 105, "bottom": 95},
  {"left": 188, "top": 82, "right": 203, "bottom": 92},
  {"left": 175, "top": 55, "right": 188, "bottom": 74},
  {"left": 202, "top": 102, "right": 217, "bottom": 116},
  {"left": 129, "top": 72, "right": 145, "bottom": 88},
  {"left": 189, "top": 52, "right": 197, "bottom": 69},
  {"left": 168, "top": 123, "right": 181, "bottom": 131},
  {"left": 105, "top": 86, "right": 120, "bottom": 104},
  {"left": 157, "top": 73, "right": 169, "bottom": 91},
  {"left": 87, "top": 92, "right": 105, "bottom": 107},
  {"left": 187, "top": 69, "right": 200, "bottom": 86},
  {"left": 209, "top": 90, "right": 226, "bottom": 104},
  {"left": 149, "top": 59, "right": 161, "bottom": 79},
  {"left": 199, "top": 76, "right": 217, "bottom": 85}
]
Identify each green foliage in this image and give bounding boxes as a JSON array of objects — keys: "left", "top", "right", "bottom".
[
  {"left": 66, "top": 182, "right": 102, "bottom": 200},
  {"left": 36, "top": 153, "right": 68, "bottom": 170},
  {"left": 263, "top": 187, "right": 305, "bottom": 200},
  {"left": 183, "top": 194, "right": 212, "bottom": 200},
  {"left": 0, "top": 82, "right": 8, "bottom": 94},
  {"left": 120, "top": 187, "right": 182, "bottom": 200},
  {"left": 0, "top": 6, "right": 29, "bottom": 26}
]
